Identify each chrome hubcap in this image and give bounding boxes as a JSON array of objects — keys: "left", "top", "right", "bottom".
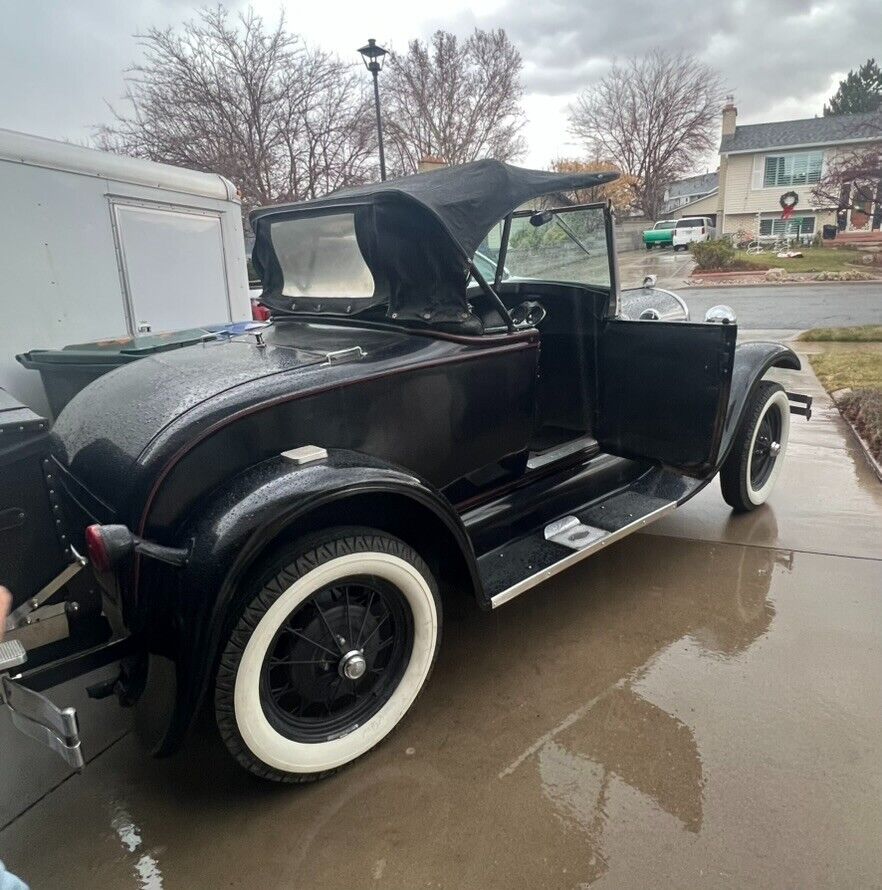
[{"left": 339, "top": 649, "right": 367, "bottom": 680}]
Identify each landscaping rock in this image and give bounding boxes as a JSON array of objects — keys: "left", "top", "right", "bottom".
[
  {"left": 860, "top": 254, "right": 875, "bottom": 265},
  {"left": 814, "top": 269, "right": 874, "bottom": 281}
]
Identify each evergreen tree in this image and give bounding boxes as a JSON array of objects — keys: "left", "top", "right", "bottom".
[{"left": 824, "top": 59, "right": 882, "bottom": 115}]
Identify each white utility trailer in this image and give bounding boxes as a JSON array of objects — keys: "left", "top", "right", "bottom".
[{"left": 0, "top": 128, "right": 251, "bottom": 414}]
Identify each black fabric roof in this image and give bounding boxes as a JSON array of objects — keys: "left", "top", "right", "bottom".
[
  {"left": 251, "top": 159, "right": 618, "bottom": 261},
  {"left": 250, "top": 160, "right": 618, "bottom": 330}
]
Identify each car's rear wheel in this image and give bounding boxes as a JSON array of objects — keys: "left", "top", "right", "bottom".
[
  {"left": 720, "top": 381, "right": 790, "bottom": 512},
  {"left": 215, "top": 527, "right": 441, "bottom": 782},
  {"left": 645, "top": 243, "right": 653, "bottom": 250}
]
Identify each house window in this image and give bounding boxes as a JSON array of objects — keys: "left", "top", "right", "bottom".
[
  {"left": 763, "top": 151, "right": 823, "bottom": 187},
  {"left": 758, "top": 216, "right": 815, "bottom": 236}
]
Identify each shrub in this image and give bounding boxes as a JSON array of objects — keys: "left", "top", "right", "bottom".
[{"left": 691, "top": 239, "right": 737, "bottom": 270}]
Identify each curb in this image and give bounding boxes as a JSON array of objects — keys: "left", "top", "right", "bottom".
[
  {"left": 828, "top": 392, "right": 882, "bottom": 483},
  {"left": 681, "top": 277, "right": 882, "bottom": 290}
]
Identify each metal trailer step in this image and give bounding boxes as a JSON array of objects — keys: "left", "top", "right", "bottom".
[{"left": 478, "top": 480, "right": 680, "bottom": 608}]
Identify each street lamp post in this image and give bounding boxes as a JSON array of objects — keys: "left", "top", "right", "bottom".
[{"left": 358, "top": 38, "right": 388, "bottom": 182}]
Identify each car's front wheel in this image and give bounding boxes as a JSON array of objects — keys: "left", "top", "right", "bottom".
[
  {"left": 215, "top": 527, "right": 441, "bottom": 782},
  {"left": 720, "top": 381, "right": 791, "bottom": 512}
]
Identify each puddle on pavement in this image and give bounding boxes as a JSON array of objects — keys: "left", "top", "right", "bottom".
[
  {"left": 0, "top": 535, "right": 879, "bottom": 889},
  {"left": 110, "top": 805, "right": 164, "bottom": 890}
]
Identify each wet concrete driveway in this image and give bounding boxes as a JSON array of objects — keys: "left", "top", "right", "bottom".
[{"left": 2, "top": 352, "right": 881, "bottom": 889}]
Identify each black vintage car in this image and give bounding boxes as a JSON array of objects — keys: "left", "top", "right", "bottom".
[{"left": 0, "top": 161, "right": 810, "bottom": 781}]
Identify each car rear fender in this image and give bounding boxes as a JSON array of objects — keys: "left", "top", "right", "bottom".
[
  {"left": 715, "top": 341, "right": 801, "bottom": 469},
  {"left": 140, "top": 448, "right": 480, "bottom": 755}
]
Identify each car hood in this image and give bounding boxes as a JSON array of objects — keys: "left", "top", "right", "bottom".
[{"left": 50, "top": 321, "right": 420, "bottom": 521}]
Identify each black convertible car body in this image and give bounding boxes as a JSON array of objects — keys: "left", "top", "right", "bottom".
[{"left": 0, "top": 160, "right": 809, "bottom": 780}]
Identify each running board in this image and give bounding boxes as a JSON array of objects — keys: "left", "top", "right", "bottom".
[{"left": 481, "top": 486, "right": 677, "bottom": 609}]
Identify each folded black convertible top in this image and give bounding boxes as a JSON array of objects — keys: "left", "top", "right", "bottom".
[
  {"left": 250, "top": 160, "right": 618, "bottom": 329},
  {"left": 251, "top": 159, "right": 618, "bottom": 261}
]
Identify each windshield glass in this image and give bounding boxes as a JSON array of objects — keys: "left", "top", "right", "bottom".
[
  {"left": 655, "top": 221, "right": 676, "bottom": 230},
  {"left": 484, "top": 206, "right": 611, "bottom": 289}
]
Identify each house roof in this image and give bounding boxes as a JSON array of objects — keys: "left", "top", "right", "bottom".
[
  {"left": 720, "top": 110, "right": 882, "bottom": 154},
  {"left": 660, "top": 188, "right": 718, "bottom": 218},
  {"left": 666, "top": 171, "right": 718, "bottom": 199}
]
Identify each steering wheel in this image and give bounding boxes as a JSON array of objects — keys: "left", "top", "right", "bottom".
[{"left": 510, "top": 300, "right": 547, "bottom": 328}]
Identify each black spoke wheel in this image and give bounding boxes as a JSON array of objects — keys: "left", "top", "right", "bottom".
[
  {"left": 720, "top": 381, "right": 790, "bottom": 512},
  {"left": 749, "top": 401, "right": 782, "bottom": 489},
  {"left": 259, "top": 576, "right": 414, "bottom": 743},
  {"left": 214, "top": 527, "right": 441, "bottom": 783}
]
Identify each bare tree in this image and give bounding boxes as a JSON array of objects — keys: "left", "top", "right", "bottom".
[
  {"left": 568, "top": 51, "right": 724, "bottom": 219},
  {"left": 812, "top": 115, "right": 882, "bottom": 230},
  {"left": 382, "top": 29, "right": 526, "bottom": 174},
  {"left": 96, "top": 7, "right": 376, "bottom": 215}
]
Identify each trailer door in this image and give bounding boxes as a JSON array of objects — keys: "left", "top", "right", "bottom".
[{"left": 113, "top": 203, "right": 231, "bottom": 333}]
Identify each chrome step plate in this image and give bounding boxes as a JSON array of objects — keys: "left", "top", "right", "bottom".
[
  {"left": 544, "top": 516, "right": 607, "bottom": 550},
  {"left": 490, "top": 500, "right": 677, "bottom": 608},
  {"left": 0, "top": 639, "right": 27, "bottom": 672}
]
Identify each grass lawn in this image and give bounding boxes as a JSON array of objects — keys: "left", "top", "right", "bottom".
[
  {"left": 809, "top": 350, "right": 882, "bottom": 462},
  {"left": 799, "top": 325, "right": 882, "bottom": 342},
  {"left": 804, "top": 325, "right": 882, "bottom": 462},
  {"left": 809, "top": 352, "right": 882, "bottom": 391},
  {"left": 733, "top": 246, "right": 867, "bottom": 273}
]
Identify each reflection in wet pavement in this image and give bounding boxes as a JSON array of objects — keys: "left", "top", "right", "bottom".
[{"left": 1, "top": 533, "right": 879, "bottom": 889}]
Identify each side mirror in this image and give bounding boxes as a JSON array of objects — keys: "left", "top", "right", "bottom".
[
  {"left": 642, "top": 274, "right": 657, "bottom": 289},
  {"left": 704, "top": 305, "right": 736, "bottom": 325}
]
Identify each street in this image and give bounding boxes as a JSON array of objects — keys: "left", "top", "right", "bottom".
[
  {"left": 617, "top": 248, "right": 882, "bottom": 330},
  {"left": 684, "top": 283, "right": 882, "bottom": 330},
  {"left": 1, "top": 338, "right": 880, "bottom": 889}
]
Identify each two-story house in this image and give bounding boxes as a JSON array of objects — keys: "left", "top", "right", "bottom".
[
  {"left": 662, "top": 171, "right": 718, "bottom": 216},
  {"left": 717, "top": 99, "right": 882, "bottom": 240}
]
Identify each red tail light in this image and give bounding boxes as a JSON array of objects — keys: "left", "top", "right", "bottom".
[
  {"left": 85, "top": 525, "right": 111, "bottom": 573},
  {"left": 251, "top": 299, "right": 270, "bottom": 322}
]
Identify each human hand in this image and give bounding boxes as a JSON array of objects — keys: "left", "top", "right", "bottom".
[{"left": 0, "top": 586, "right": 11, "bottom": 642}]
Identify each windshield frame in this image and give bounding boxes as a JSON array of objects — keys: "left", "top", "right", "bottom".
[{"left": 496, "top": 201, "right": 619, "bottom": 316}]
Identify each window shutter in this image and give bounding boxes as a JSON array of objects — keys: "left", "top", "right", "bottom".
[{"left": 753, "top": 155, "right": 765, "bottom": 189}]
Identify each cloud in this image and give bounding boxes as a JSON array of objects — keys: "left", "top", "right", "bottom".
[
  {"left": 463, "top": 0, "right": 879, "bottom": 123},
  {"left": 0, "top": 0, "right": 202, "bottom": 142},
  {"left": 0, "top": 0, "right": 877, "bottom": 168}
]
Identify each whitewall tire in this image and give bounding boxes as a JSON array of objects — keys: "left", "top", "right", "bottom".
[
  {"left": 215, "top": 528, "right": 441, "bottom": 782},
  {"left": 720, "top": 381, "right": 790, "bottom": 512}
]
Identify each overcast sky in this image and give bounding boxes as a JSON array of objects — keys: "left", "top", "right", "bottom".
[{"left": 1, "top": 0, "right": 879, "bottom": 169}]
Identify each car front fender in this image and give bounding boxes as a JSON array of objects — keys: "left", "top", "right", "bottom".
[
  {"left": 715, "top": 341, "right": 801, "bottom": 469},
  {"left": 139, "top": 448, "right": 479, "bottom": 755}
]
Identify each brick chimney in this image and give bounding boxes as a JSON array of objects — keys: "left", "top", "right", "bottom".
[
  {"left": 721, "top": 95, "right": 737, "bottom": 137},
  {"left": 417, "top": 155, "right": 446, "bottom": 173}
]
